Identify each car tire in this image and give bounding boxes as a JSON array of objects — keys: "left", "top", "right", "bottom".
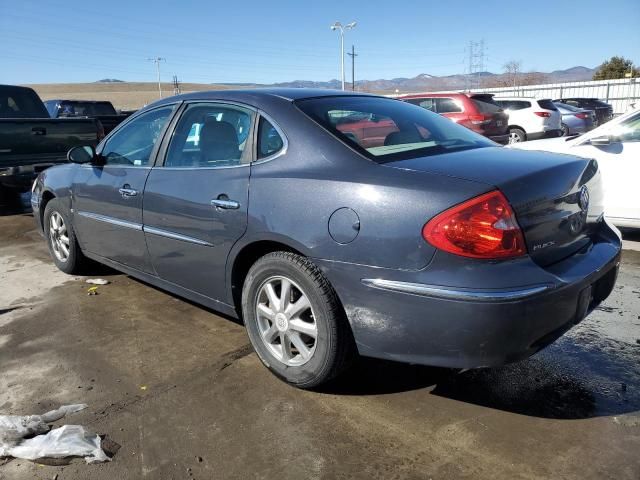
[
  {"left": 43, "top": 198, "right": 88, "bottom": 274},
  {"left": 561, "top": 124, "right": 570, "bottom": 137},
  {"left": 241, "top": 251, "right": 354, "bottom": 388},
  {"left": 508, "top": 128, "right": 526, "bottom": 144}
]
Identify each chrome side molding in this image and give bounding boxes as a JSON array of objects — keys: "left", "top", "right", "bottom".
[{"left": 361, "top": 278, "right": 551, "bottom": 302}]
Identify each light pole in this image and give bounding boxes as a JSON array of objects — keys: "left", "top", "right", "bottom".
[{"left": 330, "top": 21, "right": 356, "bottom": 90}]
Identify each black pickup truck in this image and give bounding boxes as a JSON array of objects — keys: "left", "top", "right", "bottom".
[
  {"left": 0, "top": 85, "right": 102, "bottom": 207},
  {"left": 44, "top": 99, "right": 131, "bottom": 134}
]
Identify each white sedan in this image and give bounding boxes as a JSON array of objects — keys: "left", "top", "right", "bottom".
[{"left": 509, "top": 107, "right": 640, "bottom": 228}]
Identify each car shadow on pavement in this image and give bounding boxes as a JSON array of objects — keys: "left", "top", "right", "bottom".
[{"left": 320, "top": 336, "right": 640, "bottom": 420}]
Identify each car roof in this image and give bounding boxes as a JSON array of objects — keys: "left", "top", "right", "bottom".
[
  {"left": 47, "top": 99, "right": 113, "bottom": 103},
  {"left": 493, "top": 96, "right": 542, "bottom": 101},
  {"left": 150, "top": 88, "right": 377, "bottom": 107},
  {"left": 399, "top": 92, "right": 471, "bottom": 99}
]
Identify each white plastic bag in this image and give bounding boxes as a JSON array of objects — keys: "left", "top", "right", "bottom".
[
  {"left": 0, "top": 404, "right": 109, "bottom": 463},
  {"left": 7, "top": 425, "right": 109, "bottom": 464},
  {"left": 0, "top": 404, "right": 87, "bottom": 449}
]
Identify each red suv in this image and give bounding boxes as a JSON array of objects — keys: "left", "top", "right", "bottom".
[{"left": 399, "top": 93, "right": 509, "bottom": 144}]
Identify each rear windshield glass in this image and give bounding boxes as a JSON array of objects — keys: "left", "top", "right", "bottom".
[
  {"left": 470, "top": 95, "right": 503, "bottom": 113},
  {"left": 554, "top": 102, "right": 580, "bottom": 112},
  {"left": 537, "top": 99, "right": 558, "bottom": 111},
  {"left": 59, "top": 101, "right": 116, "bottom": 116},
  {"left": 295, "top": 96, "right": 494, "bottom": 163},
  {"left": 0, "top": 87, "right": 48, "bottom": 118}
]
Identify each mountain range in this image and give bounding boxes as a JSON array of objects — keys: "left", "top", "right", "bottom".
[
  {"left": 220, "top": 66, "right": 597, "bottom": 93},
  {"left": 96, "top": 66, "right": 597, "bottom": 94}
]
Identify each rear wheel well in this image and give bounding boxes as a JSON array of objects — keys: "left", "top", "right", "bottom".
[
  {"left": 40, "top": 190, "right": 55, "bottom": 227},
  {"left": 231, "top": 241, "right": 303, "bottom": 319}
]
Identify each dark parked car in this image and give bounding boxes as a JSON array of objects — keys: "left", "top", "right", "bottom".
[
  {"left": 553, "top": 102, "right": 596, "bottom": 136},
  {"left": 44, "top": 99, "right": 131, "bottom": 135},
  {"left": 31, "top": 89, "right": 621, "bottom": 388},
  {"left": 0, "top": 85, "right": 102, "bottom": 208},
  {"left": 399, "top": 92, "right": 509, "bottom": 144},
  {"left": 553, "top": 98, "right": 613, "bottom": 125}
]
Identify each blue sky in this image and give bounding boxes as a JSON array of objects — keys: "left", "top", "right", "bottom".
[{"left": 1, "top": 0, "right": 638, "bottom": 85}]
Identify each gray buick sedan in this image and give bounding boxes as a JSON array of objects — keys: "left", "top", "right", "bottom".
[{"left": 32, "top": 89, "right": 621, "bottom": 388}]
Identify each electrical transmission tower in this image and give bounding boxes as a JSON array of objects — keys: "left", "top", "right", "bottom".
[
  {"left": 147, "top": 57, "right": 166, "bottom": 97},
  {"left": 467, "top": 40, "right": 486, "bottom": 91},
  {"left": 172, "top": 75, "right": 181, "bottom": 95}
]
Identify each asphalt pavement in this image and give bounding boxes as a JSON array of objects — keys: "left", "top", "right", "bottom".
[{"left": 1, "top": 213, "right": 639, "bottom": 480}]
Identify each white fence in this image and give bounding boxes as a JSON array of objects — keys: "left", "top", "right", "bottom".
[
  {"left": 467, "top": 78, "right": 639, "bottom": 114},
  {"left": 398, "top": 78, "right": 640, "bottom": 114}
]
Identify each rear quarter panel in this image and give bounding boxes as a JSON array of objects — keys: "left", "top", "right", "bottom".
[{"left": 238, "top": 103, "right": 492, "bottom": 272}]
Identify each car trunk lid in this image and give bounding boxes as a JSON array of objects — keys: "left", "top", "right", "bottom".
[{"left": 386, "top": 146, "right": 604, "bottom": 266}]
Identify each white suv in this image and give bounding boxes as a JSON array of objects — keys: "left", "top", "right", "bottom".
[{"left": 494, "top": 97, "right": 562, "bottom": 144}]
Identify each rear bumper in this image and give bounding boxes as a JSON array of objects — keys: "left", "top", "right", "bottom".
[{"left": 315, "top": 220, "right": 621, "bottom": 368}]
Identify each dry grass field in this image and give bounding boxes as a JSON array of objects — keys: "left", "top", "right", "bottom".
[{"left": 26, "top": 82, "right": 244, "bottom": 111}]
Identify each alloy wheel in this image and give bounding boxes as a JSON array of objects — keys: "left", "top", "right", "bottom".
[
  {"left": 508, "top": 132, "right": 521, "bottom": 144},
  {"left": 255, "top": 276, "right": 318, "bottom": 366},
  {"left": 49, "top": 211, "right": 70, "bottom": 262}
]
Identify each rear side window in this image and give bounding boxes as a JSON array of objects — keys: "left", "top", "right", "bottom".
[
  {"left": 257, "top": 117, "right": 285, "bottom": 159},
  {"left": 436, "top": 98, "right": 462, "bottom": 114},
  {"left": 537, "top": 99, "right": 558, "bottom": 111}
]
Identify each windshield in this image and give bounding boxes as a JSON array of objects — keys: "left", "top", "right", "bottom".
[{"left": 295, "top": 96, "right": 494, "bottom": 163}]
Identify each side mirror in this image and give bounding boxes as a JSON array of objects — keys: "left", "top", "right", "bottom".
[
  {"left": 589, "top": 135, "right": 611, "bottom": 146},
  {"left": 67, "top": 145, "right": 97, "bottom": 164}
]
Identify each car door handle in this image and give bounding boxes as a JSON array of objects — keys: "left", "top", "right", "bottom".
[
  {"left": 32, "top": 127, "right": 46, "bottom": 135},
  {"left": 119, "top": 186, "right": 138, "bottom": 197},
  {"left": 211, "top": 198, "right": 240, "bottom": 210}
]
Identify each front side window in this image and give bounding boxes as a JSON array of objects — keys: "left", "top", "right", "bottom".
[
  {"left": 165, "top": 103, "right": 254, "bottom": 168},
  {"left": 257, "top": 117, "right": 285, "bottom": 159},
  {"left": 101, "top": 106, "right": 175, "bottom": 166},
  {"left": 296, "top": 96, "right": 493, "bottom": 163}
]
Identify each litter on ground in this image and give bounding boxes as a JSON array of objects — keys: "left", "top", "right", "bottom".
[
  {"left": 85, "top": 279, "right": 109, "bottom": 285},
  {"left": 0, "top": 404, "right": 111, "bottom": 464}
]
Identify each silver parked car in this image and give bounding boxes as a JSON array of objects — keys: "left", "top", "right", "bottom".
[{"left": 554, "top": 102, "right": 596, "bottom": 136}]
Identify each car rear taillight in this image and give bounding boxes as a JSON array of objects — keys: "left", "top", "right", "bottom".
[
  {"left": 422, "top": 190, "right": 527, "bottom": 259},
  {"left": 534, "top": 111, "right": 551, "bottom": 117},
  {"left": 468, "top": 114, "right": 491, "bottom": 125},
  {"left": 574, "top": 113, "right": 589, "bottom": 120}
]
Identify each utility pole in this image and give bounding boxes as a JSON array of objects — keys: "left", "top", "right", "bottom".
[
  {"left": 147, "top": 57, "right": 166, "bottom": 97},
  {"left": 347, "top": 45, "right": 358, "bottom": 91}
]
